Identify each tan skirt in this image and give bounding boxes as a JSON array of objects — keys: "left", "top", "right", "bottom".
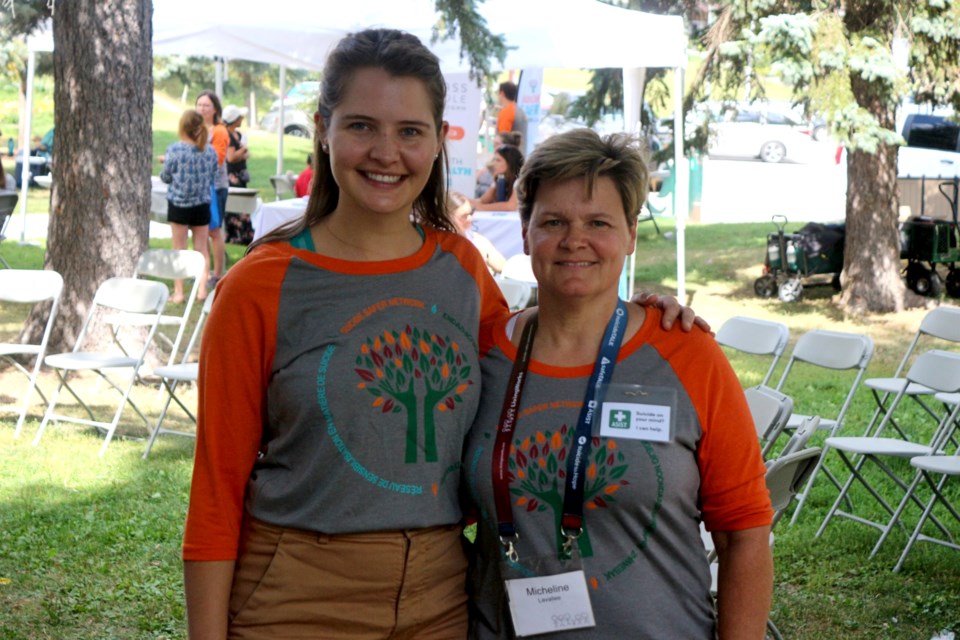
[{"left": 228, "top": 517, "right": 469, "bottom": 640}]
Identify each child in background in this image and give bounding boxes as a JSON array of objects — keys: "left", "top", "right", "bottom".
[{"left": 159, "top": 109, "right": 219, "bottom": 302}]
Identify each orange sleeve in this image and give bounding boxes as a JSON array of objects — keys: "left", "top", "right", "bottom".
[
  {"left": 211, "top": 124, "right": 229, "bottom": 165},
  {"left": 182, "top": 245, "right": 285, "bottom": 561},
  {"left": 649, "top": 311, "right": 772, "bottom": 532},
  {"left": 434, "top": 229, "right": 509, "bottom": 354}
]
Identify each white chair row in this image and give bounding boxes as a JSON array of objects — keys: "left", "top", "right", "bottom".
[
  {"left": 2, "top": 251, "right": 213, "bottom": 457},
  {"left": 815, "top": 350, "right": 960, "bottom": 571}
]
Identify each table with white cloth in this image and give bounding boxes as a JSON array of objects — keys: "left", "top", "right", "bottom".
[
  {"left": 252, "top": 196, "right": 310, "bottom": 241},
  {"left": 150, "top": 177, "right": 260, "bottom": 220},
  {"left": 471, "top": 210, "right": 524, "bottom": 259}
]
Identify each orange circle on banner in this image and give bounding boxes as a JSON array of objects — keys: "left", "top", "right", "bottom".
[{"left": 447, "top": 126, "right": 465, "bottom": 141}]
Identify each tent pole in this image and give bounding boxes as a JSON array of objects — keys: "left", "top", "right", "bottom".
[
  {"left": 18, "top": 49, "right": 37, "bottom": 244},
  {"left": 673, "top": 67, "right": 687, "bottom": 301},
  {"left": 215, "top": 58, "right": 224, "bottom": 100},
  {"left": 276, "top": 65, "right": 286, "bottom": 176}
]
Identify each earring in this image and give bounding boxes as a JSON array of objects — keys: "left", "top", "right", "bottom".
[{"left": 321, "top": 143, "right": 329, "bottom": 153}]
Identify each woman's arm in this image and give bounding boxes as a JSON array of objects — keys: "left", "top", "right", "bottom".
[
  {"left": 473, "top": 187, "right": 518, "bottom": 211},
  {"left": 631, "top": 292, "right": 711, "bottom": 333},
  {"left": 470, "top": 183, "right": 496, "bottom": 207},
  {"left": 712, "top": 526, "right": 774, "bottom": 640},
  {"left": 184, "top": 560, "right": 235, "bottom": 640}
]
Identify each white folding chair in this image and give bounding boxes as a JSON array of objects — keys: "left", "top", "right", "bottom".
[
  {"left": 33, "top": 277, "right": 168, "bottom": 457},
  {"left": 495, "top": 277, "right": 533, "bottom": 311},
  {"left": 498, "top": 254, "right": 537, "bottom": 310},
  {"left": 743, "top": 384, "right": 793, "bottom": 458},
  {"left": 705, "top": 446, "right": 822, "bottom": 640},
  {"left": 776, "top": 415, "right": 821, "bottom": 460},
  {"left": 0, "top": 269, "right": 63, "bottom": 436},
  {"left": 143, "top": 291, "right": 215, "bottom": 458},
  {"left": 815, "top": 351, "right": 960, "bottom": 552},
  {"left": 772, "top": 329, "right": 874, "bottom": 524},
  {"left": 107, "top": 249, "right": 206, "bottom": 369},
  {"left": 269, "top": 174, "right": 296, "bottom": 200},
  {"left": 716, "top": 316, "right": 790, "bottom": 386},
  {"left": 860, "top": 306, "right": 960, "bottom": 440},
  {"left": 500, "top": 254, "right": 536, "bottom": 283},
  {"left": 893, "top": 448, "right": 960, "bottom": 572}
]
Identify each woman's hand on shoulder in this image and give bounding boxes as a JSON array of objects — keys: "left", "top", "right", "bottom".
[{"left": 630, "top": 292, "right": 712, "bottom": 334}]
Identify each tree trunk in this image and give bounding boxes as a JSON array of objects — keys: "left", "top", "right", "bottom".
[
  {"left": 839, "top": 136, "right": 906, "bottom": 314},
  {"left": 838, "top": 2, "right": 916, "bottom": 315},
  {"left": 21, "top": 0, "right": 154, "bottom": 353}
]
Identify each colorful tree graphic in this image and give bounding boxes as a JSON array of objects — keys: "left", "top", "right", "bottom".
[
  {"left": 354, "top": 325, "right": 472, "bottom": 463},
  {"left": 508, "top": 424, "right": 630, "bottom": 558}
]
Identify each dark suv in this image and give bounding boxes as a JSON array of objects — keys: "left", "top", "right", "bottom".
[
  {"left": 898, "top": 114, "right": 960, "bottom": 178},
  {"left": 902, "top": 114, "right": 960, "bottom": 152}
]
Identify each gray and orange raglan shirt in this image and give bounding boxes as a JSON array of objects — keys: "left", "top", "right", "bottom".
[
  {"left": 464, "top": 307, "right": 773, "bottom": 639},
  {"left": 183, "top": 227, "right": 508, "bottom": 562}
]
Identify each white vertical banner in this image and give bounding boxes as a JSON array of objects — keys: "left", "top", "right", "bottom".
[
  {"left": 443, "top": 73, "right": 483, "bottom": 198},
  {"left": 517, "top": 68, "right": 543, "bottom": 156}
]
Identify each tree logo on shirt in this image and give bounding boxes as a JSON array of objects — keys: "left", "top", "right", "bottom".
[
  {"left": 354, "top": 325, "right": 472, "bottom": 463},
  {"left": 508, "top": 424, "right": 630, "bottom": 558}
]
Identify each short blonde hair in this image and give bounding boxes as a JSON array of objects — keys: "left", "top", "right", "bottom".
[{"left": 517, "top": 128, "right": 648, "bottom": 225}]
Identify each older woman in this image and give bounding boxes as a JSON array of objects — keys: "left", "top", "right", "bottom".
[{"left": 464, "top": 129, "right": 773, "bottom": 639}]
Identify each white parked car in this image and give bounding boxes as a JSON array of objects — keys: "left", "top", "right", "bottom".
[
  {"left": 259, "top": 104, "right": 314, "bottom": 138},
  {"left": 708, "top": 105, "right": 816, "bottom": 163}
]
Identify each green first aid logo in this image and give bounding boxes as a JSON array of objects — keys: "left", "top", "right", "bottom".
[{"left": 608, "top": 408, "right": 630, "bottom": 430}]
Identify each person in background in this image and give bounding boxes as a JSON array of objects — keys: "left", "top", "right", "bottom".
[
  {"left": 195, "top": 90, "right": 229, "bottom": 289},
  {"left": 159, "top": 110, "right": 218, "bottom": 303},
  {"left": 471, "top": 144, "right": 523, "bottom": 212},
  {"left": 449, "top": 190, "right": 505, "bottom": 275},
  {"left": 224, "top": 105, "right": 250, "bottom": 188},
  {"left": 223, "top": 105, "right": 255, "bottom": 244},
  {"left": 294, "top": 153, "right": 314, "bottom": 198},
  {"left": 495, "top": 81, "right": 526, "bottom": 144},
  {"left": 464, "top": 128, "right": 773, "bottom": 639},
  {"left": 182, "top": 29, "right": 702, "bottom": 640}
]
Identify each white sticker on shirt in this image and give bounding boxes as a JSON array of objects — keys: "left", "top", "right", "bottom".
[{"left": 599, "top": 401, "right": 671, "bottom": 442}]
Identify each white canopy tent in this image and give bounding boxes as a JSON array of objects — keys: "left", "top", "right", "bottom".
[{"left": 21, "top": 0, "right": 690, "bottom": 296}]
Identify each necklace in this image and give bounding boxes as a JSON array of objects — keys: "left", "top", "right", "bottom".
[{"left": 320, "top": 219, "right": 420, "bottom": 260}]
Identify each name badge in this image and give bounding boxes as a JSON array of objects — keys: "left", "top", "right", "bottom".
[
  {"left": 599, "top": 401, "right": 671, "bottom": 442},
  {"left": 504, "top": 570, "right": 596, "bottom": 637}
]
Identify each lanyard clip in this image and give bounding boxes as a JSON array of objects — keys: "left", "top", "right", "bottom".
[
  {"left": 561, "top": 527, "right": 582, "bottom": 559},
  {"left": 499, "top": 533, "right": 520, "bottom": 563}
]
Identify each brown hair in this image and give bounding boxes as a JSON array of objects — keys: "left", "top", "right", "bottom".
[
  {"left": 516, "top": 128, "right": 648, "bottom": 226},
  {"left": 251, "top": 29, "right": 452, "bottom": 252},
  {"left": 494, "top": 144, "right": 524, "bottom": 200},
  {"left": 179, "top": 110, "right": 208, "bottom": 151}
]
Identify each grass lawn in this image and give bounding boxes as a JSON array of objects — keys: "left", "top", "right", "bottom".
[{"left": 2, "top": 196, "right": 960, "bottom": 635}]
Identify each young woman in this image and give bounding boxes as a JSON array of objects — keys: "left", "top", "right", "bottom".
[
  {"left": 471, "top": 144, "right": 523, "bottom": 212},
  {"left": 464, "top": 129, "right": 773, "bottom": 639},
  {"left": 183, "top": 29, "right": 699, "bottom": 640},
  {"left": 159, "top": 110, "right": 218, "bottom": 302},
  {"left": 195, "top": 90, "right": 229, "bottom": 288}
]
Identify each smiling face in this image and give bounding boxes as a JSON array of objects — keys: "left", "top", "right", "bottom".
[
  {"left": 319, "top": 67, "right": 447, "bottom": 223},
  {"left": 524, "top": 175, "right": 637, "bottom": 303}
]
